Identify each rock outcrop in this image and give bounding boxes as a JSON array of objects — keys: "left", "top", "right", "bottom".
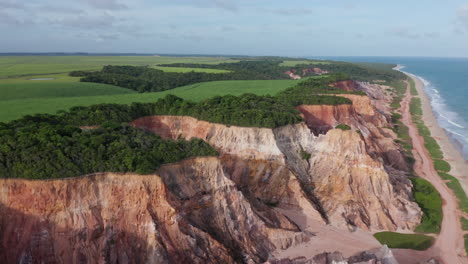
[
  {"left": 271, "top": 245, "right": 399, "bottom": 264},
  {"left": 0, "top": 159, "right": 312, "bottom": 264},
  {"left": 131, "top": 114, "right": 420, "bottom": 231}
]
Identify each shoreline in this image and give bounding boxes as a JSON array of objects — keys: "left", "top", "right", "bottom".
[
  {"left": 400, "top": 69, "right": 468, "bottom": 194},
  {"left": 395, "top": 71, "right": 466, "bottom": 263}
]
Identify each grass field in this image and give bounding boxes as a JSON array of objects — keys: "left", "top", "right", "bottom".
[
  {"left": 0, "top": 79, "right": 300, "bottom": 122},
  {"left": 0, "top": 56, "right": 239, "bottom": 78},
  {"left": 0, "top": 73, "right": 135, "bottom": 101},
  {"left": 374, "top": 232, "right": 434, "bottom": 250}
]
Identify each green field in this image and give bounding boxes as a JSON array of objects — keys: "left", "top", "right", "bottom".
[
  {"left": 0, "top": 73, "right": 135, "bottom": 101},
  {"left": 0, "top": 79, "right": 300, "bottom": 122},
  {"left": 374, "top": 232, "right": 434, "bottom": 250},
  {"left": 0, "top": 56, "right": 239, "bottom": 78}
]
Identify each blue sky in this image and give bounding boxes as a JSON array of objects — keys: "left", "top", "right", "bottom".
[{"left": 1, "top": 0, "right": 468, "bottom": 57}]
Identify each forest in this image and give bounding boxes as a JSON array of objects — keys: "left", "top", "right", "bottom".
[
  {"left": 0, "top": 116, "right": 217, "bottom": 179},
  {"left": 72, "top": 60, "right": 290, "bottom": 93},
  {"left": 159, "top": 59, "right": 405, "bottom": 82}
]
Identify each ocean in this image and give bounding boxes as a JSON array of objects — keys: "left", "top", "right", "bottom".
[{"left": 309, "top": 56, "right": 468, "bottom": 160}]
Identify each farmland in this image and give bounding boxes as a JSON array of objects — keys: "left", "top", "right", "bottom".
[
  {"left": 0, "top": 73, "right": 135, "bottom": 101},
  {"left": 0, "top": 56, "right": 238, "bottom": 78},
  {"left": 0, "top": 56, "right": 311, "bottom": 122}
]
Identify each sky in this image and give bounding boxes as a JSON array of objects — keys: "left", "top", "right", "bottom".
[{"left": 1, "top": 0, "right": 468, "bottom": 57}]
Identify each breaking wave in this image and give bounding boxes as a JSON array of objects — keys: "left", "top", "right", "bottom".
[{"left": 416, "top": 75, "right": 468, "bottom": 159}]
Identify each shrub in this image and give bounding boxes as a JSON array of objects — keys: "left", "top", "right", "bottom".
[
  {"left": 391, "top": 112, "right": 402, "bottom": 122},
  {"left": 462, "top": 217, "right": 468, "bottom": 231},
  {"left": 336, "top": 124, "right": 351, "bottom": 130},
  {"left": 433, "top": 159, "right": 451, "bottom": 172},
  {"left": 374, "top": 232, "right": 434, "bottom": 251},
  {"left": 300, "top": 149, "right": 311, "bottom": 160},
  {"left": 410, "top": 177, "right": 442, "bottom": 233},
  {"left": 439, "top": 172, "right": 468, "bottom": 213}
]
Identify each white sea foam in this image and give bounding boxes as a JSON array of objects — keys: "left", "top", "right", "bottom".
[
  {"left": 439, "top": 113, "right": 465, "bottom": 129},
  {"left": 413, "top": 74, "right": 468, "bottom": 159}
]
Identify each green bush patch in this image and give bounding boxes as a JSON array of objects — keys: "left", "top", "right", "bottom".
[
  {"left": 465, "top": 234, "right": 468, "bottom": 255},
  {"left": 410, "top": 97, "right": 423, "bottom": 116},
  {"left": 300, "top": 149, "right": 311, "bottom": 160},
  {"left": 433, "top": 159, "right": 451, "bottom": 172},
  {"left": 410, "top": 177, "right": 442, "bottom": 233},
  {"left": 374, "top": 232, "right": 434, "bottom": 250},
  {"left": 409, "top": 78, "right": 418, "bottom": 96},
  {"left": 439, "top": 172, "right": 468, "bottom": 213},
  {"left": 461, "top": 217, "right": 468, "bottom": 231},
  {"left": 336, "top": 124, "right": 351, "bottom": 131}
]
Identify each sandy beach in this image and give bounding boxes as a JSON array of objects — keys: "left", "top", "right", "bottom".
[
  {"left": 405, "top": 72, "right": 468, "bottom": 194},
  {"left": 393, "top": 71, "right": 468, "bottom": 263}
]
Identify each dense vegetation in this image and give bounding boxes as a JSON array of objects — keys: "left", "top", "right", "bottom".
[
  {"left": 76, "top": 61, "right": 290, "bottom": 93},
  {"left": 0, "top": 116, "right": 217, "bottom": 179},
  {"left": 411, "top": 177, "right": 443, "bottom": 233},
  {"left": 374, "top": 232, "right": 434, "bottom": 251},
  {"left": 158, "top": 59, "right": 406, "bottom": 83}
]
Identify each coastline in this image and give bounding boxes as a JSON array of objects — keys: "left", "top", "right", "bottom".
[
  {"left": 401, "top": 69, "right": 468, "bottom": 194},
  {"left": 394, "top": 70, "right": 466, "bottom": 263}
]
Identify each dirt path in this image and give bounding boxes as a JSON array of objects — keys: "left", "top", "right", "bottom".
[{"left": 398, "top": 77, "right": 467, "bottom": 264}]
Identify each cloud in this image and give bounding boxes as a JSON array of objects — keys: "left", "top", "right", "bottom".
[
  {"left": 80, "top": 0, "right": 127, "bottom": 10},
  {"left": 0, "top": 11, "right": 32, "bottom": 26},
  {"left": 50, "top": 13, "right": 118, "bottom": 29},
  {"left": 96, "top": 33, "right": 120, "bottom": 41},
  {"left": 389, "top": 27, "right": 420, "bottom": 39},
  {"left": 0, "top": 0, "right": 25, "bottom": 9},
  {"left": 220, "top": 25, "right": 236, "bottom": 32},
  {"left": 212, "top": 0, "right": 237, "bottom": 11},
  {"left": 266, "top": 8, "right": 314, "bottom": 16},
  {"left": 424, "top": 32, "right": 439, "bottom": 38},
  {"left": 166, "top": 0, "right": 238, "bottom": 12},
  {"left": 40, "top": 6, "right": 84, "bottom": 14},
  {"left": 456, "top": 5, "right": 468, "bottom": 32}
]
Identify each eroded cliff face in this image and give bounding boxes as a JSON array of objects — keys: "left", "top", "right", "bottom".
[
  {"left": 330, "top": 80, "right": 361, "bottom": 92},
  {"left": 131, "top": 115, "right": 420, "bottom": 232},
  {"left": 297, "top": 93, "right": 408, "bottom": 171},
  {"left": 0, "top": 158, "right": 316, "bottom": 264}
]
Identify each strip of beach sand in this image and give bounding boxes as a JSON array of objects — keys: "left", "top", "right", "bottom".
[{"left": 401, "top": 69, "right": 468, "bottom": 194}]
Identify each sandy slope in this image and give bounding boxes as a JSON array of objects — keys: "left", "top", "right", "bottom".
[{"left": 394, "top": 76, "right": 467, "bottom": 264}]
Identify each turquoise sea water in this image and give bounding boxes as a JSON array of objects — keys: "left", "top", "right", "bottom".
[{"left": 311, "top": 56, "right": 468, "bottom": 160}]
